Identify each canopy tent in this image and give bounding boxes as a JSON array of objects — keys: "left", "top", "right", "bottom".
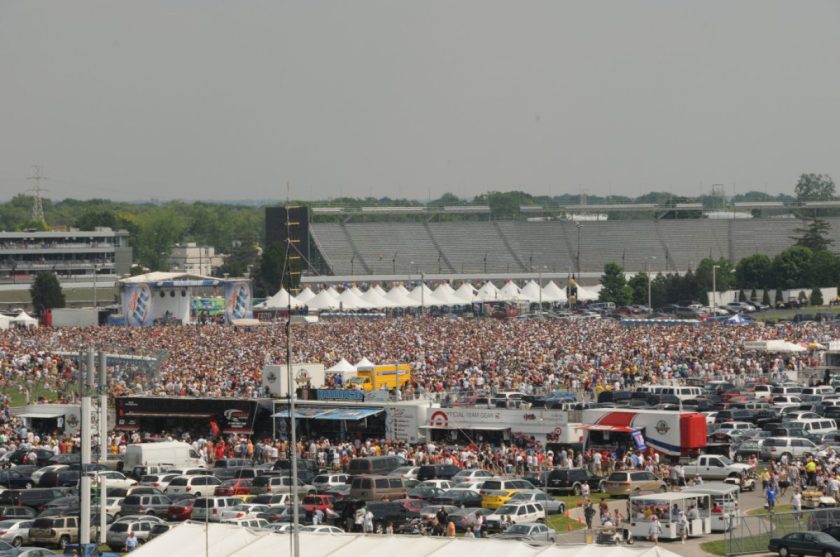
[
  {"left": 132, "top": 522, "right": 687, "bottom": 557},
  {"left": 542, "top": 280, "right": 567, "bottom": 302},
  {"left": 327, "top": 358, "right": 357, "bottom": 373},
  {"left": 11, "top": 311, "right": 38, "bottom": 328},
  {"left": 499, "top": 281, "right": 522, "bottom": 300},
  {"left": 295, "top": 287, "right": 316, "bottom": 304},
  {"left": 337, "top": 289, "right": 372, "bottom": 310},
  {"left": 360, "top": 288, "right": 396, "bottom": 308},
  {"left": 454, "top": 283, "right": 477, "bottom": 303},
  {"left": 354, "top": 357, "right": 376, "bottom": 369},
  {"left": 433, "top": 283, "right": 469, "bottom": 305},
  {"left": 254, "top": 288, "right": 304, "bottom": 309},
  {"left": 349, "top": 286, "right": 365, "bottom": 297},
  {"left": 326, "top": 286, "right": 342, "bottom": 300},
  {"left": 385, "top": 287, "right": 420, "bottom": 308},
  {"left": 575, "top": 285, "right": 599, "bottom": 302},
  {"left": 520, "top": 280, "right": 543, "bottom": 303},
  {"left": 475, "top": 281, "right": 501, "bottom": 301},
  {"left": 372, "top": 285, "right": 388, "bottom": 297},
  {"left": 306, "top": 290, "right": 341, "bottom": 311},
  {"left": 0, "top": 314, "right": 10, "bottom": 330},
  {"left": 408, "top": 284, "right": 447, "bottom": 306}
]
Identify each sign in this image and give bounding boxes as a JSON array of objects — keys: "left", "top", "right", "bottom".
[
  {"left": 632, "top": 430, "right": 647, "bottom": 450},
  {"left": 123, "top": 284, "right": 153, "bottom": 327},
  {"left": 262, "top": 364, "right": 325, "bottom": 397},
  {"left": 224, "top": 281, "right": 253, "bottom": 322},
  {"left": 315, "top": 389, "right": 365, "bottom": 402}
]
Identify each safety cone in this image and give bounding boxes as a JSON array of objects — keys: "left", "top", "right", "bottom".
[
  {"left": 567, "top": 522, "right": 572, "bottom": 531},
  {"left": 578, "top": 515, "right": 583, "bottom": 525}
]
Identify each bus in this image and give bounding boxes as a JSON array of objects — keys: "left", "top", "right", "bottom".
[{"left": 629, "top": 492, "right": 712, "bottom": 540}]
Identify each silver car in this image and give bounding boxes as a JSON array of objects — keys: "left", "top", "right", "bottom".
[
  {"left": 493, "top": 522, "right": 556, "bottom": 543},
  {"left": 106, "top": 519, "right": 156, "bottom": 551},
  {"left": 0, "top": 519, "right": 33, "bottom": 548}
]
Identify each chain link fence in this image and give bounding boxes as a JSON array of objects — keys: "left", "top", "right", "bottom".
[{"left": 723, "top": 508, "right": 839, "bottom": 555}]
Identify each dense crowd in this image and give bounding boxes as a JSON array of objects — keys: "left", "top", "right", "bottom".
[{"left": 0, "top": 317, "right": 831, "bottom": 403}]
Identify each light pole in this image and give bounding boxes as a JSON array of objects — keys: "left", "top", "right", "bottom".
[
  {"left": 712, "top": 265, "right": 720, "bottom": 314},
  {"left": 93, "top": 265, "right": 99, "bottom": 307},
  {"left": 392, "top": 251, "right": 398, "bottom": 275},
  {"left": 420, "top": 271, "right": 425, "bottom": 315},
  {"left": 350, "top": 255, "right": 356, "bottom": 276},
  {"left": 483, "top": 252, "right": 488, "bottom": 274},
  {"left": 646, "top": 256, "right": 656, "bottom": 311},
  {"left": 538, "top": 265, "right": 546, "bottom": 316},
  {"left": 576, "top": 222, "right": 583, "bottom": 274}
]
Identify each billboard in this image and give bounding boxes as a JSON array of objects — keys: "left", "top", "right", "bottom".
[
  {"left": 122, "top": 283, "right": 153, "bottom": 327},
  {"left": 224, "top": 281, "right": 252, "bottom": 322}
]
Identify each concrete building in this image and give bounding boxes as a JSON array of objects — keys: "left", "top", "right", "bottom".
[{"left": 168, "top": 242, "right": 222, "bottom": 276}]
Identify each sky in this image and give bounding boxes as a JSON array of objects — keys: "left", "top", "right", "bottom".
[{"left": 1, "top": 1, "right": 839, "bottom": 203}]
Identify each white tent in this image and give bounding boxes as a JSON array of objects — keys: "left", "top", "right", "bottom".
[
  {"left": 306, "top": 290, "right": 341, "bottom": 311},
  {"left": 355, "top": 357, "right": 375, "bottom": 369},
  {"left": 372, "top": 285, "right": 388, "bottom": 297},
  {"left": 0, "top": 314, "right": 10, "bottom": 330},
  {"left": 349, "top": 286, "right": 364, "bottom": 297},
  {"left": 542, "top": 280, "right": 567, "bottom": 302},
  {"left": 454, "top": 283, "right": 477, "bottom": 303},
  {"left": 361, "top": 288, "right": 395, "bottom": 308},
  {"left": 337, "top": 289, "right": 372, "bottom": 310},
  {"left": 433, "top": 283, "right": 468, "bottom": 305},
  {"left": 327, "top": 358, "right": 357, "bottom": 373},
  {"left": 475, "top": 281, "right": 501, "bottom": 301},
  {"left": 132, "top": 522, "right": 687, "bottom": 557},
  {"left": 295, "top": 287, "right": 316, "bottom": 304},
  {"left": 11, "top": 311, "right": 38, "bottom": 328},
  {"left": 326, "top": 286, "right": 341, "bottom": 300},
  {"left": 408, "top": 284, "right": 446, "bottom": 306},
  {"left": 499, "top": 281, "right": 522, "bottom": 300},
  {"left": 520, "top": 280, "right": 543, "bottom": 303},
  {"left": 385, "top": 287, "right": 420, "bottom": 308},
  {"left": 576, "top": 285, "right": 599, "bottom": 302},
  {"left": 255, "top": 288, "right": 304, "bottom": 309}
]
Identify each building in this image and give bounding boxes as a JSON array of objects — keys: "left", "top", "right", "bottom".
[
  {"left": 168, "top": 242, "right": 222, "bottom": 276},
  {"left": 0, "top": 227, "right": 131, "bottom": 283}
]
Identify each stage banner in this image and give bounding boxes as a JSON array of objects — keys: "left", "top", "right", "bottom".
[
  {"left": 224, "top": 281, "right": 252, "bottom": 322},
  {"left": 122, "top": 283, "right": 153, "bottom": 327}
]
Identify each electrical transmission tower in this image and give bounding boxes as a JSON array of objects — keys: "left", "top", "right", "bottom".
[{"left": 26, "top": 165, "right": 49, "bottom": 224}]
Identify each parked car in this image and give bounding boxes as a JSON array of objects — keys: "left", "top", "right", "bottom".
[
  {"left": 492, "top": 522, "right": 556, "bottom": 543},
  {"left": 544, "top": 468, "right": 604, "bottom": 495},
  {"left": 484, "top": 502, "right": 546, "bottom": 531},
  {"left": 311, "top": 474, "right": 349, "bottom": 493},
  {"left": 603, "top": 470, "right": 667, "bottom": 497},
  {"left": 507, "top": 490, "right": 565, "bottom": 514},
  {"left": 768, "top": 531, "right": 840, "bottom": 557},
  {"left": 164, "top": 475, "right": 222, "bottom": 497},
  {"left": 213, "top": 478, "right": 252, "bottom": 496},
  {"left": 118, "top": 494, "right": 172, "bottom": 518},
  {"left": 0, "top": 519, "right": 33, "bottom": 547},
  {"left": 106, "top": 518, "right": 156, "bottom": 551}
]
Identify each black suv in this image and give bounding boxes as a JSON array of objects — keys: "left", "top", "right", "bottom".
[
  {"left": 365, "top": 500, "right": 422, "bottom": 533},
  {"left": 545, "top": 468, "right": 604, "bottom": 495},
  {"left": 416, "top": 465, "right": 460, "bottom": 482}
]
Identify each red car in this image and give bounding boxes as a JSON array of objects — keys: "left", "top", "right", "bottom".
[
  {"left": 302, "top": 494, "right": 334, "bottom": 513},
  {"left": 165, "top": 496, "right": 196, "bottom": 521},
  {"left": 214, "top": 478, "right": 253, "bottom": 496}
]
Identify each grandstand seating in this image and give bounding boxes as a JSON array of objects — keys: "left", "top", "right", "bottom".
[{"left": 310, "top": 217, "right": 840, "bottom": 276}]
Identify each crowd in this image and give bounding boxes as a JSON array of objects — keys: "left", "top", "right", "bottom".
[{"left": 0, "top": 317, "right": 830, "bottom": 404}]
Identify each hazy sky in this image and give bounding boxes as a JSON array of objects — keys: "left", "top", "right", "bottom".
[{"left": 2, "top": 1, "right": 839, "bottom": 202}]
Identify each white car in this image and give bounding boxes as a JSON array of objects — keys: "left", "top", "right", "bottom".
[
  {"left": 771, "top": 396, "right": 802, "bottom": 409},
  {"left": 164, "top": 475, "right": 221, "bottom": 496},
  {"left": 701, "top": 412, "right": 718, "bottom": 426},
  {"left": 299, "top": 525, "right": 344, "bottom": 534},
  {"left": 450, "top": 469, "right": 494, "bottom": 486},
  {"left": 220, "top": 504, "right": 270, "bottom": 521},
  {"left": 139, "top": 473, "right": 180, "bottom": 491},
  {"left": 311, "top": 474, "right": 349, "bottom": 492},
  {"left": 387, "top": 466, "right": 420, "bottom": 480},
  {"left": 419, "top": 479, "right": 453, "bottom": 490},
  {"left": 485, "top": 502, "right": 546, "bottom": 531},
  {"left": 0, "top": 519, "right": 33, "bottom": 548},
  {"left": 93, "top": 471, "right": 138, "bottom": 490},
  {"left": 103, "top": 497, "right": 124, "bottom": 517},
  {"left": 221, "top": 518, "right": 271, "bottom": 529}
]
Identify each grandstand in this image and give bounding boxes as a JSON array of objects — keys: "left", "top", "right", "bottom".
[{"left": 301, "top": 206, "right": 840, "bottom": 279}]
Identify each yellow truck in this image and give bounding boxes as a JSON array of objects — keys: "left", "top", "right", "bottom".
[{"left": 350, "top": 363, "right": 411, "bottom": 391}]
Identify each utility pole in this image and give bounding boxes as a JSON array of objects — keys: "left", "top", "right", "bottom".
[
  {"left": 26, "top": 165, "right": 48, "bottom": 224},
  {"left": 712, "top": 265, "right": 720, "bottom": 315},
  {"left": 80, "top": 348, "right": 94, "bottom": 546},
  {"left": 98, "top": 352, "right": 108, "bottom": 544}
]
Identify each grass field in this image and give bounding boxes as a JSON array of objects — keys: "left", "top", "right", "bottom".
[{"left": 701, "top": 510, "right": 801, "bottom": 556}]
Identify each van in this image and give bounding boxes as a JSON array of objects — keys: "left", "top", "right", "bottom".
[
  {"left": 349, "top": 475, "right": 407, "bottom": 501},
  {"left": 347, "top": 456, "right": 405, "bottom": 476},
  {"left": 190, "top": 496, "right": 243, "bottom": 522},
  {"left": 249, "top": 476, "right": 316, "bottom": 495},
  {"left": 800, "top": 419, "right": 837, "bottom": 436},
  {"left": 649, "top": 386, "right": 703, "bottom": 401},
  {"left": 123, "top": 442, "right": 205, "bottom": 474}
]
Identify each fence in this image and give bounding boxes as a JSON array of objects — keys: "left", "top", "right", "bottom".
[{"left": 723, "top": 508, "right": 840, "bottom": 555}]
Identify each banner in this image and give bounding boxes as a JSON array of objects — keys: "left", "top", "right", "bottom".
[
  {"left": 224, "top": 281, "right": 252, "bottom": 322},
  {"left": 122, "top": 284, "right": 153, "bottom": 327}
]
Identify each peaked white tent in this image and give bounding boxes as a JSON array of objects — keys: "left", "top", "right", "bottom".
[
  {"left": 576, "top": 284, "right": 599, "bottom": 301},
  {"left": 520, "top": 280, "right": 543, "bottom": 303},
  {"left": 355, "top": 357, "right": 375, "bottom": 369},
  {"left": 542, "top": 280, "right": 567, "bottom": 302},
  {"left": 408, "top": 284, "right": 446, "bottom": 306},
  {"left": 499, "top": 281, "right": 522, "bottom": 300},
  {"left": 0, "top": 314, "right": 10, "bottom": 331},
  {"left": 11, "top": 311, "right": 38, "bottom": 328},
  {"left": 306, "top": 290, "right": 341, "bottom": 311},
  {"left": 433, "top": 284, "right": 468, "bottom": 305},
  {"left": 475, "top": 282, "right": 501, "bottom": 301},
  {"left": 361, "top": 288, "right": 395, "bottom": 308},
  {"left": 385, "top": 287, "right": 420, "bottom": 308},
  {"left": 255, "top": 288, "right": 304, "bottom": 309},
  {"left": 327, "top": 358, "right": 357, "bottom": 373},
  {"left": 337, "top": 289, "right": 371, "bottom": 310},
  {"left": 295, "top": 287, "right": 316, "bottom": 304},
  {"left": 349, "top": 286, "right": 364, "bottom": 297},
  {"left": 372, "top": 285, "right": 388, "bottom": 297},
  {"left": 454, "top": 283, "right": 477, "bottom": 302},
  {"left": 132, "top": 522, "right": 688, "bottom": 557}
]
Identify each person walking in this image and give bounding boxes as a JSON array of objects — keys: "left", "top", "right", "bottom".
[
  {"left": 125, "top": 531, "right": 139, "bottom": 552},
  {"left": 648, "top": 516, "right": 662, "bottom": 545}
]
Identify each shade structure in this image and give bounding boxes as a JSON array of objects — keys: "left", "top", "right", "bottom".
[
  {"left": 11, "top": 311, "right": 38, "bottom": 328},
  {"left": 295, "top": 287, "right": 316, "bottom": 303},
  {"left": 385, "top": 287, "right": 420, "bottom": 308},
  {"left": 499, "top": 281, "right": 522, "bottom": 300},
  {"left": 454, "top": 283, "right": 477, "bottom": 302},
  {"left": 542, "top": 280, "right": 567, "bottom": 302},
  {"left": 255, "top": 288, "right": 304, "bottom": 309},
  {"left": 433, "top": 283, "right": 469, "bottom": 305},
  {"left": 327, "top": 358, "right": 357, "bottom": 373},
  {"left": 520, "top": 280, "right": 543, "bottom": 303},
  {"left": 361, "top": 288, "right": 396, "bottom": 308},
  {"left": 408, "top": 284, "right": 446, "bottom": 306},
  {"left": 0, "top": 314, "right": 10, "bottom": 330},
  {"left": 337, "top": 288, "right": 372, "bottom": 310},
  {"left": 132, "top": 522, "right": 689, "bottom": 557},
  {"left": 306, "top": 289, "right": 341, "bottom": 311},
  {"left": 576, "top": 285, "right": 599, "bottom": 301},
  {"left": 354, "top": 357, "right": 375, "bottom": 369},
  {"left": 372, "top": 285, "right": 388, "bottom": 297},
  {"left": 475, "top": 281, "right": 501, "bottom": 301}
]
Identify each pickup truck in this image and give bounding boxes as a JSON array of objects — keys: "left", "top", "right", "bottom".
[{"left": 682, "top": 455, "right": 752, "bottom": 480}]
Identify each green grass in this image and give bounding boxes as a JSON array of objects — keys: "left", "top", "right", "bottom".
[
  {"left": 1, "top": 383, "right": 64, "bottom": 406},
  {"left": 747, "top": 504, "right": 791, "bottom": 516},
  {"left": 546, "top": 513, "right": 585, "bottom": 532},
  {"left": 701, "top": 511, "right": 803, "bottom": 556}
]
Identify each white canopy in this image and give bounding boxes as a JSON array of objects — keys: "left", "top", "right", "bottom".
[
  {"left": 408, "top": 284, "right": 447, "bottom": 306},
  {"left": 576, "top": 285, "right": 599, "bottom": 302},
  {"left": 326, "top": 286, "right": 341, "bottom": 300},
  {"left": 372, "top": 285, "right": 388, "bottom": 297},
  {"left": 0, "top": 314, "right": 10, "bottom": 330},
  {"left": 327, "top": 358, "right": 357, "bottom": 373},
  {"left": 499, "top": 281, "right": 522, "bottom": 300},
  {"left": 520, "top": 280, "right": 543, "bottom": 303},
  {"left": 433, "top": 283, "right": 469, "bottom": 305},
  {"left": 295, "top": 287, "right": 316, "bottom": 304},
  {"left": 11, "top": 311, "right": 38, "bottom": 328},
  {"left": 361, "top": 288, "right": 395, "bottom": 308},
  {"left": 306, "top": 290, "right": 341, "bottom": 311},
  {"left": 131, "top": 522, "right": 687, "bottom": 557},
  {"left": 355, "top": 357, "right": 375, "bottom": 369},
  {"left": 349, "top": 286, "right": 364, "bottom": 297},
  {"left": 255, "top": 288, "right": 304, "bottom": 309},
  {"left": 542, "top": 280, "right": 567, "bottom": 302},
  {"left": 385, "top": 287, "right": 420, "bottom": 308},
  {"left": 475, "top": 281, "right": 501, "bottom": 301},
  {"left": 454, "top": 283, "right": 477, "bottom": 302},
  {"left": 337, "top": 289, "right": 372, "bottom": 310}
]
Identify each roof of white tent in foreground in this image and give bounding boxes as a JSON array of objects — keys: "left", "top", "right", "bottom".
[
  {"left": 255, "top": 288, "right": 304, "bottom": 309},
  {"left": 129, "top": 522, "right": 685, "bottom": 557},
  {"left": 295, "top": 287, "right": 316, "bottom": 303}
]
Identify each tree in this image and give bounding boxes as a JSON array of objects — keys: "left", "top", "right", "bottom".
[
  {"left": 75, "top": 209, "right": 117, "bottom": 231},
  {"left": 775, "top": 289, "right": 784, "bottom": 305},
  {"left": 749, "top": 288, "right": 757, "bottom": 302},
  {"left": 696, "top": 258, "right": 735, "bottom": 298},
  {"left": 792, "top": 218, "right": 833, "bottom": 252},
  {"left": 599, "top": 263, "right": 632, "bottom": 305},
  {"left": 738, "top": 290, "right": 747, "bottom": 302},
  {"left": 627, "top": 272, "right": 649, "bottom": 306},
  {"left": 795, "top": 173, "right": 835, "bottom": 201},
  {"left": 252, "top": 242, "right": 285, "bottom": 297},
  {"left": 736, "top": 254, "right": 772, "bottom": 290},
  {"left": 762, "top": 289, "right": 771, "bottom": 306},
  {"left": 807, "top": 250, "right": 840, "bottom": 287},
  {"left": 771, "top": 246, "right": 813, "bottom": 289},
  {"left": 810, "top": 288, "right": 824, "bottom": 306},
  {"left": 30, "top": 272, "right": 65, "bottom": 315}
]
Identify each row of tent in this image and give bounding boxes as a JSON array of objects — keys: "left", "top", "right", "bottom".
[
  {"left": 0, "top": 311, "right": 39, "bottom": 330},
  {"left": 256, "top": 281, "right": 601, "bottom": 311}
]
